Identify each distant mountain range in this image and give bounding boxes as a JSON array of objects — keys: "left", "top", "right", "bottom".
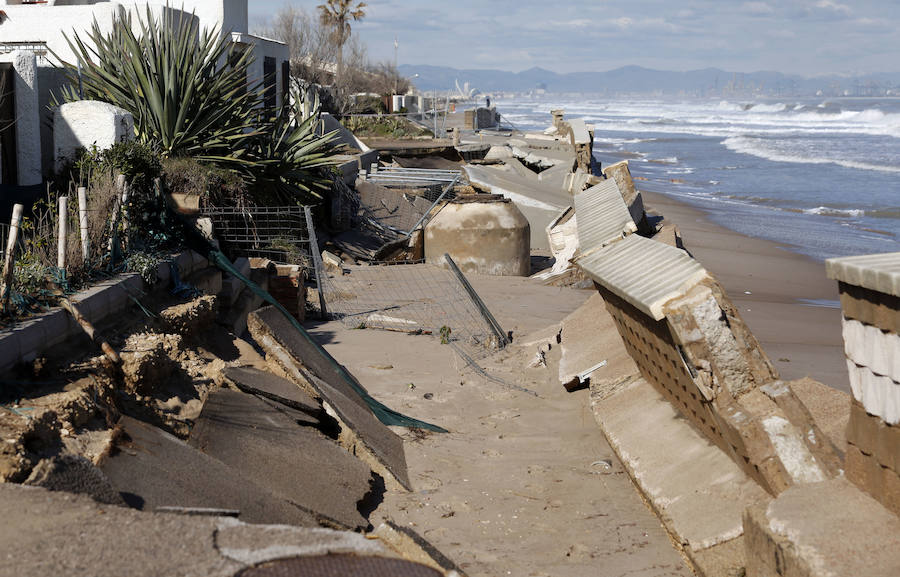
[{"left": 399, "top": 64, "right": 900, "bottom": 97}]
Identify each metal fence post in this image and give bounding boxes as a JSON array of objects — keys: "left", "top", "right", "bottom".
[
  {"left": 304, "top": 207, "right": 328, "bottom": 318},
  {"left": 443, "top": 253, "right": 509, "bottom": 349}
]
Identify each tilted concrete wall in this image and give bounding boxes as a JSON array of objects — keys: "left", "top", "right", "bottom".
[
  {"left": 54, "top": 100, "right": 134, "bottom": 171},
  {"left": 577, "top": 233, "right": 840, "bottom": 495},
  {"left": 602, "top": 161, "right": 646, "bottom": 229},
  {"left": 425, "top": 197, "right": 530, "bottom": 277},
  {"left": 827, "top": 251, "right": 900, "bottom": 515}
]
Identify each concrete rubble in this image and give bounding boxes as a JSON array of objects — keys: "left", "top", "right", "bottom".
[{"left": 1, "top": 106, "right": 898, "bottom": 577}]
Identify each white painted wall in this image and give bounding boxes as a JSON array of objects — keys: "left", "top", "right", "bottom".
[
  {"left": 0, "top": 0, "right": 287, "bottom": 178},
  {"left": 0, "top": 3, "right": 190, "bottom": 66}
]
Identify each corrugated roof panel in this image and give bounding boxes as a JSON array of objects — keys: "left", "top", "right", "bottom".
[
  {"left": 573, "top": 178, "right": 637, "bottom": 255},
  {"left": 576, "top": 235, "right": 709, "bottom": 321},
  {"left": 826, "top": 252, "right": 900, "bottom": 298}
]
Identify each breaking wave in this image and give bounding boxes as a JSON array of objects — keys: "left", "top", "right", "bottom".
[{"left": 722, "top": 135, "right": 900, "bottom": 174}]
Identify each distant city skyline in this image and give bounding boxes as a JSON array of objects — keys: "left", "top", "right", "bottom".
[{"left": 249, "top": 1, "right": 900, "bottom": 77}]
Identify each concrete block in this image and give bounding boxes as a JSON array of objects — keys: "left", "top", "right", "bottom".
[
  {"left": 567, "top": 118, "right": 591, "bottom": 145},
  {"left": 72, "top": 283, "right": 111, "bottom": 325},
  {"left": 54, "top": 100, "right": 134, "bottom": 172},
  {"left": 425, "top": 198, "right": 531, "bottom": 277},
  {"left": 845, "top": 443, "right": 900, "bottom": 517},
  {"left": 32, "top": 308, "right": 72, "bottom": 349},
  {"left": 572, "top": 178, "right": 636, "bottom": 256},
  {"left": 847, "top": 399, "right": 900, "bottom": 473},
  {"left": 15, "top": 317, "right": 48, "bottom": 364},
  {"left": 826, "top": 251, "right": 900, "bottom": 298},
  {"left": 743, "top": 477, "right": 900, "bottom": 577},
  {"left": 842, "top": 317, "right": 900, "bottom": 382},
  {"left": 578, "top": 234, "right": 709, "bottom": 321},
  {"left": 760, "top": 380, "right": 843, "bottom": 475},
  {"left": 846, "top": 360, "right": 900, "bottom": 425},
  {"left": 837, "top": 282, "right": 900, "bottom": 333}
]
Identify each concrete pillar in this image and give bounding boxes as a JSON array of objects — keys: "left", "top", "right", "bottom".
[{"left": 12, "top": 51, "right": 41, "bottom": 186}]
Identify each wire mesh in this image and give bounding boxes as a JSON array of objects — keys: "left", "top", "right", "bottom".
[
  {"left": 356, "top": 171, "right": 461, "bottom": 239},
  {"left": 201, "top": 205, "right": 313, "bottom": 267},
  {"left": 319, "top": 261, "right": 503, "bottom": 361}
]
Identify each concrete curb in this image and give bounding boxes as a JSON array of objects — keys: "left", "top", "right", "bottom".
[{"left": 0, "top": 250, "right": 209, "bottom": 376}]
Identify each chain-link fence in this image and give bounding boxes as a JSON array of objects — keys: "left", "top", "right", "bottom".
[
  {"left": 319, "top": 257, "right": 507, "bottom": 362},
  {"left": 201, "top": 205, "right": 313, "bottom": 266},
  {"left": 201, "top": 205, "right": 324, "bottom": 304}
]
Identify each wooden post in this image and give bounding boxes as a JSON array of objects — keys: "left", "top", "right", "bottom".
[
  {"left": 57, "top": 195, "right": 68, "bottom": 270},
  {"left": 1, "top": 204, "right": 24, "bottom": 312},
  {"left": 59, "top": 297, "right": 121, "bottom": 365},
  {"left": 107, "top": 174, "right": 125, "bottom": 258},
  {"left": 78, "top": 187, "right": 89, "bottom": 263},
  {"left": 120, "top": 180, "right": 130, "bottom": 251}
]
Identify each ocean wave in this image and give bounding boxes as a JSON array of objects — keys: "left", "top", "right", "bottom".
[
  {"left": 723, "top": 135, "right": 900, "bottom": 174},
  {"left": 802, "top": 206, "right": 865, "bottom": 218}
]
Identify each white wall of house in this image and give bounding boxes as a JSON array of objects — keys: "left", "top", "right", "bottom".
[{"left": 0, "top": 0, "right": 289, "bottom": 179}]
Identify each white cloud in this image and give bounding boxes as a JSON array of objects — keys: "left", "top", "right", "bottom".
[
  {"left": 814, "top": 0, "right": 853, "bottom": 16},
  {"left": 741, "top": 2, "right": 774, "bottom": 16}
]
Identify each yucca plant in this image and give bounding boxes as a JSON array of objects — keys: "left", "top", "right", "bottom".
[
  {"left": 57, "top": 8, "right": 343, "bottom": 204},
  {"left": 248, "top": 89, "right": 342, "bottom": 204},
  {"left": 59, "top": 8, "right": 259, "bottom": 163}
]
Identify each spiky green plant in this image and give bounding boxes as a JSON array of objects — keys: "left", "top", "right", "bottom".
[
  {"left": 58, "top": 8, "right": 343, "bottom": 204},
  {"left": 248, "top": 89, "right": 341, "bottom": 204},
  {"left": 59, "top": 8, "right": 258, "bottom": 163}
]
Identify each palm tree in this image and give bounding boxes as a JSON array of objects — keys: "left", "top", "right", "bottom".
[{"left": 317, "top": 0, "right": 366, "bottom": 94}]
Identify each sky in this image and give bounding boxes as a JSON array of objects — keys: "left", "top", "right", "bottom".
[{"left": 248, "top": 1, "right": 900, "bottom": 76}]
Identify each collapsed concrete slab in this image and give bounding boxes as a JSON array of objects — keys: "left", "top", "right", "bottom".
[
  {"left": 247, "top": 306, "right": 412, "bottom": 491},
  {"left": 572, "top": 178, "right": 637, "bottom": 256},
  {"left": 0, "top": 483, "right": 399, "bottom": 577},
  {"left": 99, "top": 416, "right": 320, "bottom": 527},
  {"left": 463, "top": 164, "right": 571, "bottom": 250},
  {"left": 577, "top": 234, "right": 840, "bottom": 494},
  {"left": 743, "top": 478, "right": 900, "bottom": 577},
  {"left": 591, "top": 376, "right": 769, "bottom": 575},
  {"left": 601, "top": 161, "right": 647, "bottom": 230},
  {"left": 188, "top": 388, "right": 373, "bottom": 531},
  {"left": 827, "top": 251, "right": 900, "bottom": 515},
  {"left": 558, "top": 293, "right": 639, "bottom": 390},
  {"left": 531, "top": 207, "right": 582, "bottom": 285},
  {"left": 223, "top": 366, "right": 322, "bottom": 418}
]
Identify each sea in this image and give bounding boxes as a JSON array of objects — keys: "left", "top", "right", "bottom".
[{"left": 495, "top": 96, "right": 900, "bottom": 262}]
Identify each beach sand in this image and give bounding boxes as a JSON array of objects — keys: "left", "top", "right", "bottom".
[
  {"left": 641, "top": 190, "right": 850, "bottom": 394},
  {"left": 310, "top": 277, "right": 691, "bottom": 577}
]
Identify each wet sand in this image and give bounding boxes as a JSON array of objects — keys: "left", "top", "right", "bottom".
[{"left": 641, "top": 190, "right": 849, "bottom": 393}]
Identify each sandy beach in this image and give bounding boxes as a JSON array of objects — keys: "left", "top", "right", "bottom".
[{"left": 640, "top": 190, "right": 849, "bottom": 394}]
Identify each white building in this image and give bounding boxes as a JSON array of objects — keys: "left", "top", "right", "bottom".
[{"left": 0, "top": 0, "right": 289, "bottom": 187}]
